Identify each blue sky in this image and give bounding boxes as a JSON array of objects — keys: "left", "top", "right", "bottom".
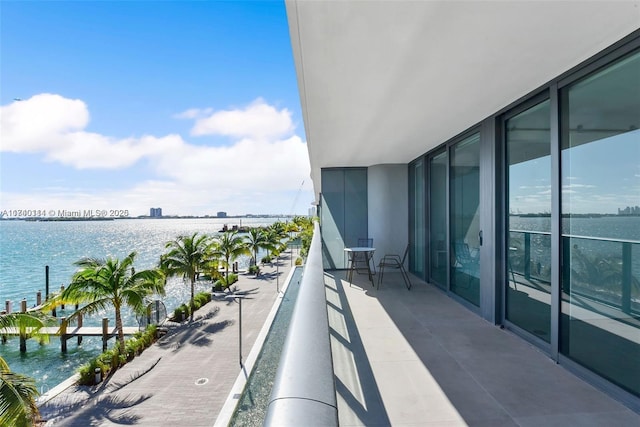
[{"left": 0, "top": 0, "right": 314, "bottom": 217}]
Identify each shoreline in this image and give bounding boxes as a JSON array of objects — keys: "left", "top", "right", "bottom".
[{"left": 36, "top": 374, "right": 80, "bottom": 407}]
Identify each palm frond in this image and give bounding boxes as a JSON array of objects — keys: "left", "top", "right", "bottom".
[{"left": 0, "top": 368, "right": 39, "bottom": 427}]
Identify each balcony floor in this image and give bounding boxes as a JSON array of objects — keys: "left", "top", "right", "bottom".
[{"left": 325, "top": 270, "right": 639, "bottom": 426}]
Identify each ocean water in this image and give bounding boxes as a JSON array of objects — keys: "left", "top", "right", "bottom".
[{"left": 0, "top": 217, "right": 279, "bottom": 392}]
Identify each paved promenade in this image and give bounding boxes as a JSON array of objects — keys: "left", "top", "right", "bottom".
[{"left": 38, "top": 257, "right": 295, "bottom": 426}]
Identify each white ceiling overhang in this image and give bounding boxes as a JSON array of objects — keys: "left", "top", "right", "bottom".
[{"left": 285, "top": 0, "right": 640, "bottom": 198}]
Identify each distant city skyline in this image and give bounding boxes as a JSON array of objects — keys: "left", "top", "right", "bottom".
[{"left": 0, "top": 1, "right": 314, "bottom": 217}]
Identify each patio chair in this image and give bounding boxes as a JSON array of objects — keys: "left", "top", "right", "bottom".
[{"left": 377, "top": 244, "right": 411, "bottom": 290}]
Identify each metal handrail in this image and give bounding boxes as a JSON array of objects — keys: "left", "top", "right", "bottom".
[{"left": 264, "top": 222, "right": 338, "bottom": 426}]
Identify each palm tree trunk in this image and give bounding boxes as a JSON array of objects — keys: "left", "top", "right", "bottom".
[
  {"left": 115, "top": 305, "right": 125, "bottom": 353},
  {"left": 190, "top": 274, "right": 195, "bottom": 322},
  {"left": 254, "top": 249, "right": 259, "bottom": 275}
]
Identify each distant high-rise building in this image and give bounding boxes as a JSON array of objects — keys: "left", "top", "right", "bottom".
[
  {"left": 150, "top": 208, "right": 162, "bottom": 217},
  {"left": 217, "top": 211, "right": 227, "bottom": 218}
]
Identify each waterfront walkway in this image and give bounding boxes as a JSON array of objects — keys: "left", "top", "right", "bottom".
[{"left": 38, "top": 256, "right": 296, "bottom": 426}]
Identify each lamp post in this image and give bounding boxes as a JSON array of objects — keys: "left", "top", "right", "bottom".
[{"left": 225, "top": 293, "right": 247, "bottom": 367}]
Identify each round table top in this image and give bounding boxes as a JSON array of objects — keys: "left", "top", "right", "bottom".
[{"left": 344, "top": 247, "right": 376, "bottom": 252}]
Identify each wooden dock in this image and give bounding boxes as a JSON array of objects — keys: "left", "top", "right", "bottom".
[
  {"left": 2, "top": 318, "right": 140, "bottom": 352},
  {"left": 3, "top": 290, "right": 156, "bottom": 353},
  {"left": 1, "top": 326, "right": 139, "bottom": 337}
]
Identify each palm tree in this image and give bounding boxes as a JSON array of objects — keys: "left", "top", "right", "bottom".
[
  {"left": 160, "top": 232, "right": 211, "bottom": 321},
  {"left": 212, "top": 231, "right": 250, "bottom": 286},
  {"left": 246, "top": 228, "right": 268, "bottom": 274},
  {"left": 53, "top": 252, "right": 164, "bottom": 352},
  {"left": 270, "top": 221, "right": 287, "bottom": 239},
  {"left": 0, "top": 312, "right": 51, "bottom": 426},
  {"left": 293, "top": 216, "right": 315, "bottom": 258},
  {"left": 284, "top": 221, "right": 299, "bottom": 242},
  {"left": 265, "top": 222, "right": 288, "bottom": 258}
]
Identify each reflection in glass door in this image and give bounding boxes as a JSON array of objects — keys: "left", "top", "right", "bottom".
[
  {"left": 506, "top": 100, "right": 551, "bottom": 342},
  {"left": 450, "top": 133, "right": 480, "bottom": 306},
  {"left": 429, "top": 150, "right": 447, "bottom": 286}
]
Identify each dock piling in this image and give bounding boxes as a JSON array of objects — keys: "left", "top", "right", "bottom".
[
  {"left": 102, "top": 318, "right": 109, "bottom": 351},
  {"left": 60, "top": 317, "right": 68, "bottom": 353},
  {"left": 45, "top": 265, "right": 50, "bottom": 300},
  {"left": 77, "top": 314, "right": 83, "bottom": 345},
  {"left": 19, "top": 299, "right": 27, "bottom": 352}
]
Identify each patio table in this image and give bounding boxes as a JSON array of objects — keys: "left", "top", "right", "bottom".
[{"left": 344, "top": 247, "right": 376, "bottom": 285}]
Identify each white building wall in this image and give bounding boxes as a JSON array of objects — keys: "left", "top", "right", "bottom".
[{"left": 368, "top": 164, "right": 408, "bottom": 267}]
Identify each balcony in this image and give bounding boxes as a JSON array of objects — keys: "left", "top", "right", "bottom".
[
  {"left": 266, "top": 226, "right": 640, "bottom": 425},
  {"left": 326, "top": 270, "right": 640, "bottom": 425}
]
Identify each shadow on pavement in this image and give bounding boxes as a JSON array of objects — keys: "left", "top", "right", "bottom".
[{"left": 51, "top": 392, "right": 152, "bottom": 426}]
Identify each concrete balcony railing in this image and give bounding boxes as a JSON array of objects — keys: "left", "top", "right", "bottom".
[{"left": 264, "top": 222, "right": 338, "bottom": 426}]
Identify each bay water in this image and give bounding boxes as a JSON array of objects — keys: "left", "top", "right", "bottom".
[{"left": 0, "top": 217, "right": 279, "bottom": 392}]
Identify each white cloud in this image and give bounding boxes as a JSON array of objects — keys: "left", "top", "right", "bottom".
[
  {"left": 0, "top": 95, "right": 314, "bottom": 215},
  {"left": 155, "top": 135, "right": 309, "bottom": 188},
  {"left": 1, "top": 94, "right": 88, "bottom": 153},
  {"left": 190, "top": 98, "right": 294, "bottom": 139},
  {"left": 1, "top": 94, "right": 195, "bottom": 169}
]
